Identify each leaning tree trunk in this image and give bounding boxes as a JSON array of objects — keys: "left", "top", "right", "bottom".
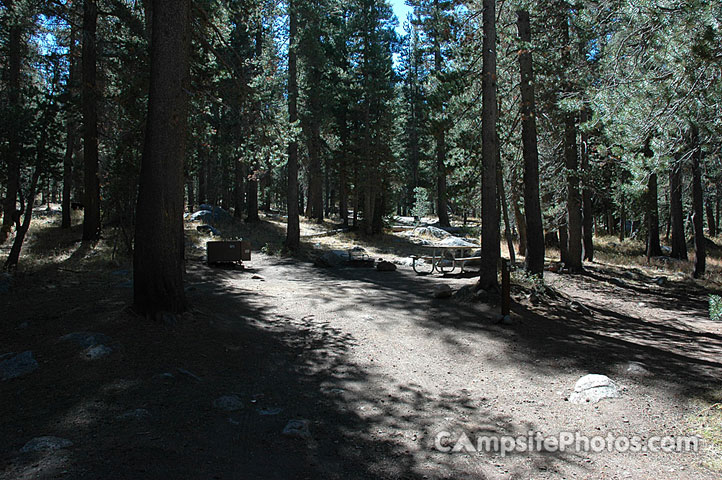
[
  {"left": 2, "top": 1, "right": 22, "bottom": 242},
  {"left": 646, "top": 172, "right": 662, "bottom": 258},
  {"left": 498, "top": 167, "right": 516, "bottom": 264},
  {"left": 81, "top": 0, "right": 101, "bottom": 241},
  {"left": 4, "top": 61, "right": 60, "bottom": 270},
  {"left": 690, "top": 126, "right": 705, "bottom": 278},
  {"left": 133, "top": 0, "right": 191, "bottom": 315},
  {"left": 478, "top": 0, "right": 500, "bottom": 290},
  {"left": 669, "top": 157, "right": 687, "bottom": 259},
  {"left": 517, "top": 9, "right": 544, "bottom": 275},
  {"left": 284, "top": 0, "right": 300, "bottom": 251}
]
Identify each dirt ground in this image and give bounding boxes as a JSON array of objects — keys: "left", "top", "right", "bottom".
[{"left": 1, "top": 212, "right": 722, "bottom": 479}]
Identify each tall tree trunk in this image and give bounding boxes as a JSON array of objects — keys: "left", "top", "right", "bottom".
[
  {"left": 511, "top": 183, "right": 527, "bottom": 257},
  {"left": 619, "top": 193, "right": 626, "bottom": 243},
  {"left": 305, "top": 31, "right": 324, "bottom": 222},
  {"left": 580, "top": 109, "right": 593, "bottom": 261},
  {"left": 478, "top": 0, "right": 500, "bottom": 290},
  {"left": 246, "top": 168, "right": 259, "bottom": 222},
  {"left": 82, "top": 0, "right": 101, "bottom": 241},
  {"left": 559, "top": 223, "right": 568, "bottom": 264},
  {"left": 338, "top": 115, "right": 349, "bottom": 227},
  {"left": 133, "top": 0, "right": 190, "bottom": 315},
  {"left": 284, "top": 1, "right": 300, "bottom": 251},
  {"left": 563, "top": 110, "right": 582, "bottom": 270},
  {"left": 363, "top": 189, "right": 376, "bottom": 236},
  {"left": 186, "top": 175, "right": 195, "bottom": 212},
  {"left": 1, "top": 1, "right": 22, "bottom": 242},
  {"left": 669, "top": 158, "right": 687, "bottom": 259},
  {"left": 646, "top": 172, "right": 662, "bottom": 258},
  {"left": 715, "top": 182, "right": 722, "bottom": 236},
  {"left": 705, "top": 197, "right": 716, "bottom": 238},
  {"left": 62, "top": 15, "right": 79, "bottom": 229},
  {"left": 690, "top": 126, "right": 705, "bottom": 278},
  {"left": 517, "top": 9, "right": 544, "bottom": 275},
  {"left": 436, "top": 127, "right": 450, "bottom": 227},
  {"left": 433, "top": 19, "right": 450, "bottom": 228},
  {"left": 234, "top": 160, "right": 244, "bottom": 218},
  {"left": 557, "top": 1, "right": 582, "bottom": 272}
]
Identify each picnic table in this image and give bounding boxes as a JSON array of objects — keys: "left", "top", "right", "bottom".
[{"left": 411, "top": 243, "right": 481, "bottom": 275}]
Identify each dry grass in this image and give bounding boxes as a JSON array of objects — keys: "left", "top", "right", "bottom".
[{"left": 690, "top": 390, "right": 722, "bottom": 472}]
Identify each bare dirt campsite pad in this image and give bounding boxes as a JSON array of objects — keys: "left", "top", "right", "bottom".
[{"left": 2, "top": 212, "right": 722, "bottom": 479}]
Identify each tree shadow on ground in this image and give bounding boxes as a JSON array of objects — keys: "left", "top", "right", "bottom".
[
  {"left": 1, "top": 254, "right": 580, "bottom": 480},
  {"left": 304, "top": 255, "right": 722, "bottom": 402}
]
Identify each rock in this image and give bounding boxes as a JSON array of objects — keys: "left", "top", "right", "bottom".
[
  {"left": 196, "top": 224, "right": 221, "bottom": 236},
  {"left": 20, "top": 436, "right": 73, "bottom": 453},
  {"left": 251, "top": 275, "right": 265, "bottom": 280},
  {"left": 313, "top": 250, "right": 347, "bottom": 268},
  {"left": 376, "top": 261, "right": 397, "bottom": 272},
  {"left": 189, "top": 210, "right": 214, "bottom": 222},
  {"left": 282, "top": 419, "right": 311, "bottom": 439},
  {"left": 433, "top": 284, "right": 453, "bottom": 299},
  {"left": 116, "top": 408, "right": 151, "bottom": 420},
  {"left": 83, "top": 344, "right": 112, "bottom": 360},
  {"left": 625, "top": 362, "right": 650, "bottom": 376},
  {"left": 568, "top": 374, "right": 621, "bottom": 404},
  {"left": 190, "top": 205, "right": 231, "bottom": 223},
  {"left": 61, "top": 332, "right": 111, "bottom": 349},
  {"left": 0, "top": 272, "right": 12, "bottom": 294},
  {"left": 0, "top": 351, "right": 39, "bottom": 381},
  {"left": 412, "top": 226, "right": 451, "bottom": 239},
  {"left": 213, "top": 395, "right": 243, "bottom": 412},
  {"left": 438, "top": 236, "right": 479, "bottom": 247}
]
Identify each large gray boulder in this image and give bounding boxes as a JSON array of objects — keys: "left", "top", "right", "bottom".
[
  {"left": 412, "top": 226, "right": 451, "bottom": 239},
  {"left": 569, "top": 374, "right": 621, "bottom": 404},
  {"left": 438, "top": 236, "right": 479, "bottom": 247},
  {"left": 0, "top": 351, "right": 38, "bottom": 381},
  {"left": 314, "top": 250, "right": 348, "bottom": 268}
]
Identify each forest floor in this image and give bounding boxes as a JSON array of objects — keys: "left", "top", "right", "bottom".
[{"left": 2, "top": 206, "right": 722, "bottom": 479}]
